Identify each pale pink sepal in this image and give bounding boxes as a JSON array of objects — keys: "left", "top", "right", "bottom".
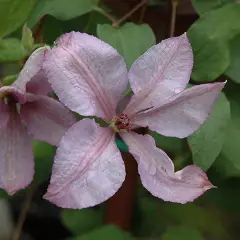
[
  {"left": 0, "top": 109, "right": 34, "bottom": 195},
  {"left": 43, "top": 32, "right": 128, "bottom": 120},
  {"left": 132, "top": 82, "right": 226, "bottom": 138},
  {"left": 125, "top": 33, "right": 193, "bottom": 115},
  {"left": 44, "top": 119, "right": 125, "bottom": 209},
  {"left": 20, "top": 95, "right": 77, "bottom": 146},
  {"left": 13, "top": 46, "right": 50, "bottom": 93},
  {"left": 120, "top": 132, "right": 214, "bottom": 203}
]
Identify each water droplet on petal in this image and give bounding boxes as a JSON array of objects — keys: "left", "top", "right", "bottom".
[{"left": 174, "top": 88, "right": 181, "bottom": 94}]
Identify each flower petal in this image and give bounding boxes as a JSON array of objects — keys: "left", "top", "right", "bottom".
[
  {"left": 26, "top": 69, "right": 52, "bottom": 95},
  {"left": 0, "top": 108, "right": 34, "bottom": 194},
  {"left": 124, "top": 33, "right": 193, "bottom": 115},
  {"left": 20, "top": 95, "right": 77, "bottom": 146},
  {"left": 120, "top": 132, "right": 213, "bottom": 203},
  {"left": 43, "top": 32, "right": 128, "bottom": 120},
  {"left": 0, "top": 101, "right": 9, "bottom": 129},
  {"left": 0, "top": 86, "right": 26, "bottom": 104},
  {"left": 132, "top": 82, "right": 225, "bottom": 138},
  {"left": 44, "top": 119, "right": 125, "bottom": 209},
  {"left": 13, "top": 46, "right": 50, "bottom": 93}
]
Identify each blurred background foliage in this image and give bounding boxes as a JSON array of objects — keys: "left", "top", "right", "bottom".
[{"left": 1, "top": 0, "right": 240, "bottom": 239}]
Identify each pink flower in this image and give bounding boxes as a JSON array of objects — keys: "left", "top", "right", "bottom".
[
  {"left": 0, "top": 47, "right": 76, "bottom": 194},
  {"left": 43, "top": 32, "right": 225, "bottom": 209}
]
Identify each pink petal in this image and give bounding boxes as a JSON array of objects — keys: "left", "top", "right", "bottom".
[
  {"left": 44, "top": 119, "right": 125, "bottom": 209},
  {"left": 20, "top": 95, "right": 77, "bottom": 146},
  {"left": 26, "top": 69, "right": 52, "bottom": 95},
  {"left": 124, "top": 33, "right": 193, "bottom": 115},
  {"left": 132, "top": 82, "right": 225, "bottom": 138},
  {"left": 0, "top": 101, "right": 9, "bottom": 129},
  {"left": 13, "top": 46, "right": 50, "bottom": 93},
  {"left": 0, "top": 86, "right": 26, "bottom": 104},
  {"left": 43, "top": 32, "right": 128, "bottom": 120},
  {"left": 121, "top": 132, "right": 214, "bottom": 203},
  {"left": 0, "top": 108, "right": 34, "bottom": 194}
]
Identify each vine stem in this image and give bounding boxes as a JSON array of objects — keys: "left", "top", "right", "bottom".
[
  {"left": 11, "top": 184, "right": 35, "bottom": 240},
  {"left": 112, "top": 0, "right": 149, "bottom": 28},
  {"left": 94, "top": 0, "right": 149, "bottom": 28},
  {"left": 169, "top": 0, "right": 179, "bottom": 37},
  {"left": 105, "top": 151, "right": 138, "bottom": 230}
]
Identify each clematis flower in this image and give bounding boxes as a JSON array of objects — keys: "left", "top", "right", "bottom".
[
  {"left": 43, "top": 32, "right": 225, "bottom": 209},
  {"left": 0, "top": 47, "right": 76, "bottom": 194}
]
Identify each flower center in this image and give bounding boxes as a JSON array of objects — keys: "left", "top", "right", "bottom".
[{"left": 110, "top": 113, "right": 132, "bottom": 132}]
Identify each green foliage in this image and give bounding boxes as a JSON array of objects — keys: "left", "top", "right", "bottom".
[
  {"left": 116, "top": 138, "right": 129, "bottom": 152},
  {"left": 21, "top": 24, "right": 34, "bottom": 53},
  {"left": 33, "top": 141, "right": 55, "bottom": 185},
  {"left": 70, "top": 225, "right": 133, "bottom": 240},
  {"left": 161, "top": 202, "right": 230, "bottom": 239},
  {"left": 161, "top": 226, "right": 204, "bottom": 240},
  {"left": 192, "top": 0, "right": 234, "bottom": 15},
  {"left": 0, "top": 38, "right": 27, "bottom": 62},
  {"left": 61, "top": 208, "right": 103, "bottom": 235},
  {"left": 188, "top": 3, "right": 240, "bottom": 82},
  {"left": 226, "top": 34, "right": 240, "bottom": 83},
  {"left": 97, "top": 23, "right": 156, "bottom": 68},
  {"left": 27, "top": 0, "right": 99, "bottom": 27},
  {"left": 188, "top": 93, "right": 230, "bottom": 171},
  {"left": 0, "top": 0, "right": 36, "bottom": 38}
]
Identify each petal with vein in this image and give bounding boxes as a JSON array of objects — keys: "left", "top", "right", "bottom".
[
  {"left": 13, "top": 46, "right": 50, "bottom": 92},
  {"left": 43, "top": 32, "right": 128, "bottom": 120},
  {"left": 20, "top": 95, "right": 77, "bottom": 146},
  {"left": 121, "top": 132, "right": 213, "bottom": 203},
  {"left": 44, "top": 119, "right": 125, "bottom": 209},
  {"left": 0, "top": 108, "right": 34, "bottom": 194},
  {"left": 125, "top": 33, "right": 193, "bottom": 115},
  {"left": 26, "top": 69, "right": 52, "bottom": 95},
  {"left": 0, "top": 101, "right": 9, "bottom": 129},
  {"left": 0, "top": 86, "right": 26, "bottom": 104},
  {"left": 132, "top": 82, "right": 225, "bottom": 138}
]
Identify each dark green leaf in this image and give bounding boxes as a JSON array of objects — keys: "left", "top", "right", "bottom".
[
  {"left": 151, "top": 131, "right": 185, "bottom": 155},
  {"left": 161, "top": 226, "right": 204, "bottom": 240},
  {"left": 226, "top": 34, "right": 240, "bottom": 83},
  {"left": 188, "top": 93, "right": 230, "bottom": 171},
  {"left": 33, "top": 141, "right": 55, "bottom": 185},
  {"left": 97, "top": 23, "right": 156, "bottom": 68},
  {"left": 0, "top": 0, "right": 36, "bottom": 38},
  {"left": 0, "top": 190, "right": 8, "bottom": 199},
  {"left": 0, "top": 38, "right": 27, "bottom": 62},
  {"left": 190, "top": 39, "right": 230, "bottom": 82},
  {"left": 192, "top": 0, "right": 235, "bottom": 15},
  {"left": 188, "top": 3, "right": 240, "bottom": 81},
  {"left": 71, "top": 225, "right": 133, "bottom": 240},
  {"left": 61, "top": 208, "right": 103, "bottom": 235},
  {"left": 27, "top": 0, "right": 99, "bottom": 28}
]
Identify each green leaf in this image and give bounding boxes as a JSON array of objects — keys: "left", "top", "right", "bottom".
[
  {"left": 97, "top": 23, "right": 156, "bottom": 68},
  {"left": 3, "top": 73, "right": 19, "bottom": 86},
  {"left": 27, "top": 0, "right": 99, "bottom": 28},
  {"left": 161, "top": 203, "right": 230, "bottom": 239},
  {"left": 188, "top": 93, "right": 230, "bottom": 171},
  {"left": 0, "top": 0, "right": 35, "bottom": 38},
  {"left": 0, "top": 190, "right": 8, "bottom": 199},
  {"left": 150, "top": 131, "right": 185, "bottom": 155},
  {"left": 161, "top": 226, "right": 204, "bottom": 240},
  {"left": 226, "top": 34, "right": 240, "bottom": 83},
  {"left": 0, "top": 38, "right": 27, "bottom": 62},
  {"left": 33, "top": 141, "right": 55, "bottom": 185},
  {"left": 190, "top": 39, "right": 230, "bottom": 82},
  {"left": 192, "top": 0, "right": 235, "bottom": 15},
  {"left": 61, "top": 208, "right": 103, "bottom": 235},
  {"left": 71, "top": 225, "right": 133, "bottom": 240},
  {"left": 188, "top": 3, "right": 240, "bottom": 81},
  {"left": 21, "top": 24, "right": 34, "bottom": 53},
  {"left": 116, "top": 138, "right": 128, "bottom": 152}
]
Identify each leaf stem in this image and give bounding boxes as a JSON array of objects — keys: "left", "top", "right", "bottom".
[
  {"left": 112, "top": 0, "right": 149, "bottom": 28},
  {"left": 169, "top": 0, "right": 179, "bottom": 37},
  {"left": 93, "top": 6, "right": 117, "bottom": 23},
  {"left": 11, "top": 184, "right": 35, "bottom": 240}
]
